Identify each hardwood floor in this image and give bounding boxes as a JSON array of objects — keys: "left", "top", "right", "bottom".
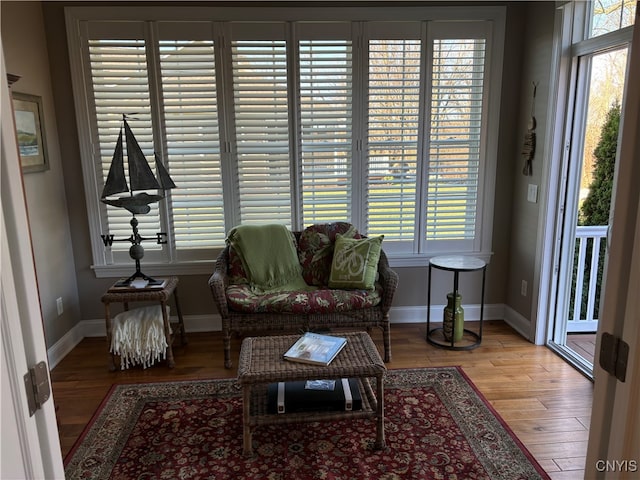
[{"left": 51, "top": 321, "right": 593, "bottom": 479}]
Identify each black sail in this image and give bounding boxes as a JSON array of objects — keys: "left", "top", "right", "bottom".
[
  {"left": 124, "top": 120, "right": 161, "bottom": 191},
  {"left": 101, "top": 128, "right": 128, "bottom": 199},
  {"left": 155, "top": 153, "right": 176, "bottom": 190}
]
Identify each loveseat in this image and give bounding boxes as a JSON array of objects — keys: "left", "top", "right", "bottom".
[{"left": 208, "top": 222, "right": 398, "bottom": 368}]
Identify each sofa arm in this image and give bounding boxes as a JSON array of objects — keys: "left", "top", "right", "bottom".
[
  {"left": 208, "top": 247, "right": 231, "bottom": 318},
  {"left": 377, "top": 249, "right": 398, "bottom": 314}
]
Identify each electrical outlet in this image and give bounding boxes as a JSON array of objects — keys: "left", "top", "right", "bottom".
[
  {"left": 56, "top": 297, "right": 63, "bottom": 316},
  {"left": 521, "top": 280, "right": 527, "bottom": 297},
  {"left": 527, "top": 184, "right": 538, "bottom": 203}
]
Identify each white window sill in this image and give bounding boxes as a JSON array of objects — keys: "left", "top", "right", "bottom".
[
  {"left": 92, "top": 261, "right": 216, "bottom": 278},
  {"left": 387, "top": 252, "right": 493, "bottom": 268},
  {"left": 92, "top": 252, "right": 493, "bottom": 277}
]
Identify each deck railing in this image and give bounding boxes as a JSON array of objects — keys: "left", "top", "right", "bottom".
[{"left": 567, "top": 225, "right": 608, "bottom": 333}]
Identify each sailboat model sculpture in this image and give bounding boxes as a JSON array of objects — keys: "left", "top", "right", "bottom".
[{"left": 100, "top": 114, "right": 176, "bottom": 286}]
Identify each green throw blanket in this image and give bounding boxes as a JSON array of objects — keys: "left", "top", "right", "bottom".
[{"left": 227, "top": 224, "right": 312, "bottom": 293}]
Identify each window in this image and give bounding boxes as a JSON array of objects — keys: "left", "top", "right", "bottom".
[
  {"left": 589, "top": 0, "right": 636, "bottom": 38},
  {"left": 158, "top": 39, "right": 224, "bottom": 256},
  {"left": 232, "top": 38, "right": 292, "bottom": 225},
  {"left": 66, "top": 7, "right": 504, "bottom": 274},
  {"left": 87, "top": 36, "right": 162, "bottom": 264},
  {"left": 299, "top": 37, "right": 353, "bottom": 225},
  {"left": 367, "top": 38, "right": 420, "bottom": 243},
  {"left": 425, "top": 25, "right": 488, "bottom": 254}
]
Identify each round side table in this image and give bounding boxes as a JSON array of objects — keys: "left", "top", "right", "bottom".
[{"left": 426, "top": 255, "right": 486, "bottom": 350}]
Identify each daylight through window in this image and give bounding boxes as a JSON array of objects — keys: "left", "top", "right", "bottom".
[{"left": 66, "top": 8, "right": 504, "bottom": 271}]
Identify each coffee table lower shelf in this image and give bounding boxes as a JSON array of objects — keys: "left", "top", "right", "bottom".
[
  {"left": 248, "top": 377, "right": 377, "bottom": 425},
  {"left": 243, "top": 377, "right": 382, "bottom": 455}
]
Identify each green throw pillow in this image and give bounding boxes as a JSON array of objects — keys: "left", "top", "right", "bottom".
[{"left": 328, "top": 234, "right": 384, "bottom": 290}]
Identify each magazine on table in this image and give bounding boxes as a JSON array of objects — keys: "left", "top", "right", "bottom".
[
  {"left": 283, "top": 332, "right": 347, "bottom": 366},
  {"left": 109, "top": 278, "right": 167, "bottom": 291}
]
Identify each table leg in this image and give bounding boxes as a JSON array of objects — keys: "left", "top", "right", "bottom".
[
  {"left": 426, "top": 264, "right": 432, "bottom": 341},
  {"left": 242, "top": 386, "right": 252, "bottom": 456},
  {"left": 375, "top": 375, "right": 386, "bottom": 450},
  {"left": 451, "top": 271, "right": 459, "bottom": 347},
  {"left": 104, "top": 303, "right": 116, "bottom": 372},
  {"left": 479, "top": 266, "right": 486, "bottom": 341},
  {"left": 161, "top": 300, "right": 175, "bottom": 368},
  {"left": 172, "top": 286, "right": 188, "bottom": 345}
]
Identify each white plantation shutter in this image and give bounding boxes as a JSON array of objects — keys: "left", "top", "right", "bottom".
[
  {"left": 68, "top": 13, "right": 501, "bottom": 272},
  {"left": 426, "top": 35, "right": 486, "bottom": 245},
  {"left": 231, "top": 40, "right": 292, "bottom": 226},
  {"left": 158, "top": 39, "right": 224, "bottom": 251},
  {"left": 367, "top": 39, "right": 421, "bottom": 241},
  {"left": 298, "top": 39, "right": 353, "bottom": 225},
  {"left": 88, "top": 38, "right": 163, "bottom": 259}
]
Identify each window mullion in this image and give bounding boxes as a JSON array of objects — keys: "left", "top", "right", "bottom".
[
  {"left": 288, "top": 22, "right": 303, "bottom": 230},
  {"left": 351, "top": 22, "right": 366, "bottom": 232},
  {"left": 416, "top": 20, "right": 431, "bottom": 254},
  {"left": 146, "top": 22, "right": 175, "bottom": 262},
  {"left": 216, "top": 23, "right": 241, "bottom": 229}
]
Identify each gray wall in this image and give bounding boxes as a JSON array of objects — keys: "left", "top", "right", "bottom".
[
  {"left": 2, "top": 1, "right": 81, "bottom": 347},
  {"left": 506, "top": 1, "right": 556, "bottom": 319},
  {"left": 2, "top": 1, "right": 555, "bottom": 348}
]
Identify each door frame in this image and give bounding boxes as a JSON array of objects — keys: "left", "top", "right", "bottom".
[
  {"left": 585, "top": 8, "right": 640, "bottom": 474},
  {"left": 536, "top": 2, "right": 634, "bottom": 376},
  {"left": 533, "top": 1, "right": 574, "bottom": 347}
]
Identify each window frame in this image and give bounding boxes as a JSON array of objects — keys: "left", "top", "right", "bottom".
[
  {"left": 544, "top": 1, "right": 634, "bottom": 343},
  {"left": 65, "top": 6, "right": 505, "bottom": 276}
]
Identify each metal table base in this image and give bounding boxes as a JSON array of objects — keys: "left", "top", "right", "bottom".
[{"left": 426, "top": 255, "right": 487, "bottom": 350}]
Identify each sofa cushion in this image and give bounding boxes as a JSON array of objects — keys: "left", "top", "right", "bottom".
[
  {"left": 228, "top": 246, "right": 249, "bottom": 284},
  {"left": 328, "top": 234, "right": 384, "bottom": 290},
  {"left": 298, "top": 222, "right": 361, "bottom": 286},
  {"left": 226, "top": 284, "right": 382, "bottom": 314}
]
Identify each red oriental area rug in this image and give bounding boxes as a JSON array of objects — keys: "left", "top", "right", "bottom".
[{"left": 64, "top": 367, "right": 550, "bottom": 479}]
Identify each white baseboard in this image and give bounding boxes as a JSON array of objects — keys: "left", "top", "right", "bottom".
[
  {"left": 502, "top": 305, "right": 536, "bottom": 343},
  {"left": 47, "top": 303, "right": 518, "bottom": 368},
  {"left": 46, "top": 323, "right": 86, "bottom": 369},
  {"left": 390, "top": 303, "right": 506, "bottom": 324}
]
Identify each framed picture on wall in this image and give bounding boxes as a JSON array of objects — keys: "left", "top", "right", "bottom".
[{"left": 12, "top": 92, "right": 49, "bottom": 173}]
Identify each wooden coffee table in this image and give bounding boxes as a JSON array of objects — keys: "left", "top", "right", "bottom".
[{"left": 237, "top": 332, "right": 386, "bottom": 456}]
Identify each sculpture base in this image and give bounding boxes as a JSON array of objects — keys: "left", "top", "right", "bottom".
[{"left": 113, "top": 270, "right": 162, "bottom": 288}]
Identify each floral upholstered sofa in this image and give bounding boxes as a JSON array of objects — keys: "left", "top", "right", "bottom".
[{"left": 208, "top": 222, "right": 398, "bottom": 368}]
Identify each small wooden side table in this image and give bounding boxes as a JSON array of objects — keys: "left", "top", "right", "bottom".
[
  {"left": 102, "top": 276, "right": 187, "bottom": 370},
  {"left": 426, "top": 255, "right": 487, "bottom": 350}
]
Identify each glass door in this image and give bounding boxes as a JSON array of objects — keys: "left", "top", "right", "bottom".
[{"left": 550, "top": 45, "right": 629, "bottom": 377}]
